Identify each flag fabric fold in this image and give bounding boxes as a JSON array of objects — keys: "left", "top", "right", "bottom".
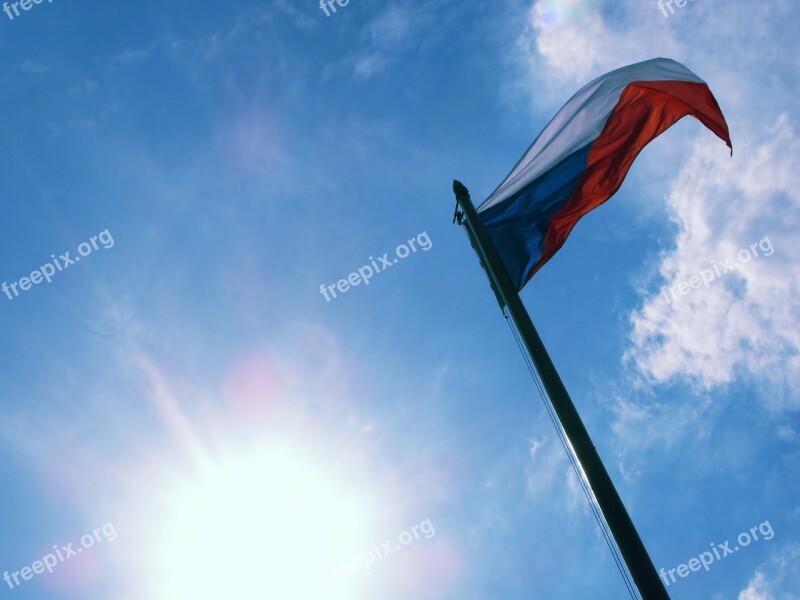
[{"left": 477, "top": 58, "right": 732, "bottom": 290}]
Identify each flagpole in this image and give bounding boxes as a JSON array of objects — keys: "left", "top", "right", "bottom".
[{"left": 452, "top": 180, "right": 670, "bottom": 600}]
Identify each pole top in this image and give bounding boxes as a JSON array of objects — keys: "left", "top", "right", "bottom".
[
  {"left": 452, "top": 180, "right": 470, "bottom": 224},
  {"left": 453, "top": 180, "right": 469, "bottom": 198}
]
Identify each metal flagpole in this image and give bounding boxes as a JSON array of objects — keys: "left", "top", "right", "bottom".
[{"left": 452, "top": 180, "right": 670, "bottom": 600}]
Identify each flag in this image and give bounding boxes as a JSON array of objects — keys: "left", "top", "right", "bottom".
[{"left": 477, "top": 58, "right": 732, "bottom": 290}]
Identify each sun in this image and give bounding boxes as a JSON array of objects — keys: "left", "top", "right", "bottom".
[{"left": 147, "top": 440, "right": 375, "bottom": 599}]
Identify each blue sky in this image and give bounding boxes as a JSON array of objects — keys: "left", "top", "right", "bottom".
[{"left": 0, "top": 0, "right": 798, "bottom": 598}]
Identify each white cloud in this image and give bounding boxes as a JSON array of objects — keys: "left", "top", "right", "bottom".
[
  {"left": 113, "top": 38, "right": 172, "bottom": 65},
  {"left": 367, "top": 4, "right": 415, "bottom": 48},
  {"left": 346, "top": 2, "right": 444, "bottom": 81},
  {"left": 20, "top": 60, "right": 49, "bottom": 74},
  {"left": 738, "top": 544, "right": 800, "bottom": 600},
  {"left": 525, "top": 436, "right": 564, "bottom": 497},
  {"left": 525, "top": 435, "right": 586, "bottom": 513},
  {"left": 626, "top": 117, "right": 800, "bottom": 396},
  {"left": 269, "top": 0, "right": 315, "bottom": 30},
  {"left": 346, "top": 4, "right": 419, "bottom": 80},
  {"left": 218, "top": 111, "right": 288, "bottom": 177},
  {"left": 516, "top": 0, "right": 682, "bottom": 105},
  {"left": 529, "top": 436, "right": 547, "bottom": 458},
  {"left": 353, "top": 52, "right": 389, "bottom": 79},
  {"left": 777, "top": 426, "right": 796, "bottom": 443},
  {"left": 739, "top": 572, "right": 771, "bottom": 600}
]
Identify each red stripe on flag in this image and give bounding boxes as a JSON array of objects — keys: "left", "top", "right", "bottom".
[{"left": 524, "top": 80, "right": 731, "bottom": 286}]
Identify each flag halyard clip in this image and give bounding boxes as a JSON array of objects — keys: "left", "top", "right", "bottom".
[{"left": 452, "top": 200, "right": 464, "bottom": 225}]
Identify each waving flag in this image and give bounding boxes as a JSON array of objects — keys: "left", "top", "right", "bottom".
[{"left": 478, "top": 58, "right": 732, "bottom": 290}]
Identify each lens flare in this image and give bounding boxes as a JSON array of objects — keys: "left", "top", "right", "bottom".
[{"left": 536, "top": 0, "right": 596, "bottom": 28}]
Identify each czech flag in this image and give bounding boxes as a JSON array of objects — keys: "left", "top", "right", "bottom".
[{"left": 478, "top": 58, "right": 732, "bottom": 290}]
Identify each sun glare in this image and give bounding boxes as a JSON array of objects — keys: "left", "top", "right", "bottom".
[{"left": 149, "top": 442, "right": 374, "bottom": 599}]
